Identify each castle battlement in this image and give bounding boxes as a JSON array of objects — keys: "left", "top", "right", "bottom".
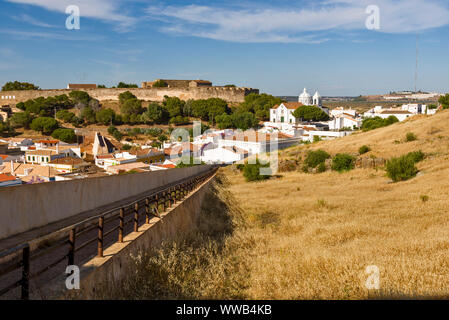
[{"left": 0, "top": 86, "right": 259, "bottom": 105}]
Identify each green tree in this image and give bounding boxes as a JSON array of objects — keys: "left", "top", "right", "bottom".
[
  {"left": 163, "top": 96, "right": 185, "bottom": 118},
  {"left": 121, "top": 98, "right": 143, "bottom": 115},
  {"left": 191, "top": 99, "right": 209, "bottom": 120},
  {"left": 51, "top": 128, "right": 76, "bottom": 143},
  {"left": 239, "top": 93, "right": 283, "bottom": 121},
  {"left": 80, "top": 106, "right": 96, "bottom": 124},
  {"left": 119, "top": 91, "right": 137, "bottom": 105},
  {"left": 69, "top": 90, "right": 91, "bottom": 105},
  {"left": 2, "top": 81, "right": 39, "bottom": 91},
  {"left": 10, "top": 112, "right": 33, "bottom": 129},
  {"left": 142, "top": 103, "right": 168, "bottom": 124},
  {"left": 30, "top": 117, "right": 59, "bottom": 134},
  {"left": 438, "top": 94, "right": 449, "bottom": 109},
  {"left": 216, "top": 114, "right": 234, "bottom": 129},
  {"left": 56, "top": 110, "right": 75, "bottom": 123},
  {"left": 231, "top": 112, "right": 258, "bottom": 130},
  {"left": 0, "top": 121, "right": 14, "bottom": 135},
  {"left": 207, "top": 98, "right": 229, "bottom": 124},
  {"left": 292, "top": 105, "right": 329, "bottom": 122},
  {"left": 117, "top": 82, "right": 138, "bottom": 88},
  {"left": 96, "top": 108, "right": 116, "bottom": 125}
]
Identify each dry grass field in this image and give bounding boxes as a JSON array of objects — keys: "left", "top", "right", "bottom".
[{"left": 102, "top": 110, "right": 449, "bottom": 300}]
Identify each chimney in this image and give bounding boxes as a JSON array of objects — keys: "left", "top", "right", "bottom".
[
  {"left": 56, "top": 142, "right": 59, "bottom": 154},
  {"left": 10, "top": 160, "right": 14, "bottom": 176}
]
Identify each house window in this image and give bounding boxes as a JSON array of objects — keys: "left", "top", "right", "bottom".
[
  {"left": 273, "top": 118, "right": 275, "bottom": 122},
  {"left": 46, "top": 157, "right": 49, "bottom": 162},
  {"left": 289, "top": 119, "right": 292, "bottom": 123},
  {"left": 32, "top": 156, "right": 35, "bottom": 162},
  {"left": 281, "top": 116, "right": 284, "bottom": 123}
]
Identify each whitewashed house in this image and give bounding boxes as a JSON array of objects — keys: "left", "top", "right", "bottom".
[
  {"left": 328, "top": 114, "right": 362, "bottom": 130},
  {"left": 201, "top": 146, "right": 249, "bottom": 164}
]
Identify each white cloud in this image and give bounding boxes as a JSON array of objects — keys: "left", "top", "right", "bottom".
[
  {"left": 146, "top": 0, "right": 449, "bottom": 43},
  {"left": 12, "top": 14, "right": 56, "bottom": 28},
  {"left": 6, "top": 0, "right": 136, "bottom": 30}
]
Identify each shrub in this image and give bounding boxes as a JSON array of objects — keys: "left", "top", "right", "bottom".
[
  {"left": 313, "top": 136, "right": 322, "bottom": 143},
  {"left": 51, "top": 128, "right": 76, "bottom": 143},
  {"left": 405, "top": 132, "right": 417, "bottom": 142},
  {"left": 386, "top": 156, "right": 418, "bottom": 182},
  {"left": 385, "top": 151, "right": 424, "bottom": 182},
  {"left": 108, "top": 125, "right": 117, "bottom": 135},
  {"left": 406, "top": 150, "right": 425, "bottom": 163},
  {"left": 158, "top": 134, "right": 168, "bottom": 142},
  {"left": 317, "top": 162, "right": 326, "bottom": 173},
  {"left": 145, "top": 128, "right": 163, "bottom": 137},
  {"left": 122, "top": 144, "right": 132, "bottom": 150},
  {"left": 113, "top": 130, "right": 123, "bottom": 141},
  {"left": 331, "top": 153, "right": 355, "bottom": 172},
  {"left": 243, "top": 160, "right": 271, "bottom": 182},
  {"left": 304, "top": 149, "right": 330, "bottom": 169},
  {"left": 359, "top": 145, "right": 371, "bottom": 155},
  {"left": 420, "top": 195, "right": 429, "bottom": 202}
]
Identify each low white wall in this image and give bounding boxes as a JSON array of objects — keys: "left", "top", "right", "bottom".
[{"left": 0, "top": 165, "right": 212, "bottom": 240}]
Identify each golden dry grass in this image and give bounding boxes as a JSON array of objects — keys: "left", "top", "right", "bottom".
[{"left": 103, "top": 110, "right": 449, "bottom": 300}]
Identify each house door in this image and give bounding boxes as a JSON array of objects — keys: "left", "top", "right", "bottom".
[{"left": 281, "top": 116, "right": 284, "bottom": 123}]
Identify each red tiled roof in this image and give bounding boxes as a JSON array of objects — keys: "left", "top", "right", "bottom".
[
  {"left": 0, "top": 173, "right": 17, "bottom": 182},
  {"left": 273, "top": 102, "right": 304, "bottom": 110},
  {"left": 96, "top": 154, "right": 114, "bottom": 159},
  {"left": 0, "top": 155, "right": 8, "bottom": 160}
]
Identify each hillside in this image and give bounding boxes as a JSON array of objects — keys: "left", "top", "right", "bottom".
[{"left": 101, "top": 110, "right": 449, "bottom": 300}]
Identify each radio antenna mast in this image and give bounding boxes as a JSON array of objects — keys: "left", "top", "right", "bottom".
[{"left": 415, "top": 34, "right": 419, "bottom": 93}]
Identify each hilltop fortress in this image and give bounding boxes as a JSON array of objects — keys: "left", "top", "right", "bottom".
[{"left": 0, "top": 79, "right": 259, "bottom": 105}]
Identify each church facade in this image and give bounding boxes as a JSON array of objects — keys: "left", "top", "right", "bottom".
[{"left": 269, "top": 88, "right": 327, "bottom": 125}]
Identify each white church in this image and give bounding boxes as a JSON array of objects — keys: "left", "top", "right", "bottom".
[
  {"left": 298, "top": 87, "right": 323, "bottom": 107},
  {"left": 269, "top": 88, "right": 328, "bottom": 125}
]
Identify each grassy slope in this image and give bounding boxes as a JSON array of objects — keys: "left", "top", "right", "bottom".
[{"left": 223, "top": 110, "right": 449, "bottom": 299}]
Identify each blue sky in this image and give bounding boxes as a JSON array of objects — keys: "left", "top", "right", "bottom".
[{"left": 1, "top": 0, "right": 449, "bottom": 96}]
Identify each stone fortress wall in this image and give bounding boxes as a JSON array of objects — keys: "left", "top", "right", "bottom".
[{"left": 0, "top": 86, "right": 259, "bottom": 105}]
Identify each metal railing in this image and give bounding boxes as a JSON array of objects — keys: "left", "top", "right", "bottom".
[{"left": 0, "top": 167, "right": 217, "bottom": 300}]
